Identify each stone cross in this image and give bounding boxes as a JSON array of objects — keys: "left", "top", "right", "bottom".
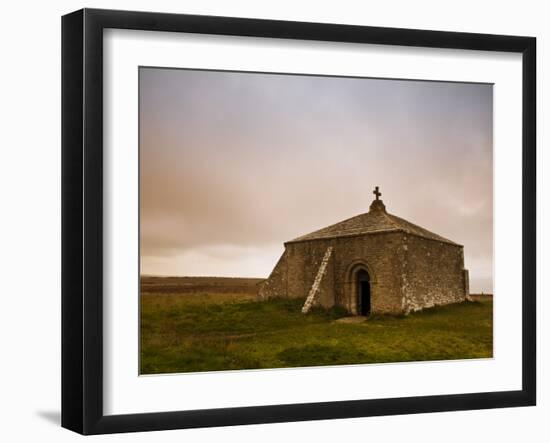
[{"left": 373, "top": 186, "right": 381, "bottom": 201}]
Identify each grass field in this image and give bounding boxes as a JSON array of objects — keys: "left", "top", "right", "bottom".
[{"left": 140, "top": 277, "right": 493, "bottom": 374}]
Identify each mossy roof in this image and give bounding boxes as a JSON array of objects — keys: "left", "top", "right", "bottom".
[{"left": 288, "top": 202, "right": 459, "bottom": 246}]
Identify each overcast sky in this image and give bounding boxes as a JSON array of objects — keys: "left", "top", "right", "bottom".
[{"left": 140, "top": 67, "right": 493, "bottom": 293}]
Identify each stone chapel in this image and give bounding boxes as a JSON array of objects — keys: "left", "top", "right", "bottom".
[{"left": 259, "top": 187, "right": 469, "bottom": 315}]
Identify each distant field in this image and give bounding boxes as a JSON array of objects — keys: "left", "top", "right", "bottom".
[
  {"left": 140, "top": 276, "right": 264, "bottom": 296},
  {"left": 140, "top": 277, "right": 493, "bottom": 374},
  {"left": 469, "top": 293, "right": 494, "bottom": 302}
]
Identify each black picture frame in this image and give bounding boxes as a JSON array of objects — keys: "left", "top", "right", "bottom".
[{"left": 61, "top": 8, "right": 536, "bottom": 435}]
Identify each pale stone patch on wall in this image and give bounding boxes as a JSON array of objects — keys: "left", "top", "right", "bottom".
[{"left": 302, "top": 246, "right": 333, "bottom": 313}]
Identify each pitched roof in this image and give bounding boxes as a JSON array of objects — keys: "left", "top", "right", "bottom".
[{"left": 287, "top": 200, "right": 459, "bottom": 246}]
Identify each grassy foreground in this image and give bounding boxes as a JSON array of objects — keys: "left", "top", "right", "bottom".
[{"left": 140, "top": 277, "right": 493, "bottom": 374}]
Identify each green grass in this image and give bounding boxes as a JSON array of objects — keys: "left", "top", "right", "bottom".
[{"left": 140, "top": 280, "right": 493, "bottom": 374}]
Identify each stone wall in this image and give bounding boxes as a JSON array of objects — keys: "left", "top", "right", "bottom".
[
  {"left": 331, "top": 233, "right": 404, "bottom": 314},
  {"left": 258, "top": 249, "right": 287, "bottom": 300},
  {"left": 301, "top": 246, "right": 335, "bottom": 311},
  {"left": 400, "top": 234, "right": 468, "bottom": 313},
  {"left": 260, "top": 232, "right": 405, "bottom": 314},
  {"left": 259, "top": 231, "right": 469, "bottom": 315}
]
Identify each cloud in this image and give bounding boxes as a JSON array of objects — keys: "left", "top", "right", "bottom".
[{"left": 140, "top": 68, "right": 493, "bottom": 292}]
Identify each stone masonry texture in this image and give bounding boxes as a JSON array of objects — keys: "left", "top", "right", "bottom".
[{"left": 259, "top": 195, "right": 469, "bottom": 315}]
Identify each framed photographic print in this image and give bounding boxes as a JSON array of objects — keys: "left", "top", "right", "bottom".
[{"left": 61, "top": 8, "right": 536, "bottom": 435}]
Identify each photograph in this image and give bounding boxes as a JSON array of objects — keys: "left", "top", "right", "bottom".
[{"left": 139, "top": 67, "right": 494, "bottom": 375}]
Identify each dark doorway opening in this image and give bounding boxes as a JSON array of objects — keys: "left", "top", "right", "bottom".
[
  {"left": 360, "top": 281, "right": 371, "bottom": 316},
  {"left": 356, "top": 269, "right": 371, "bottom": 316}
]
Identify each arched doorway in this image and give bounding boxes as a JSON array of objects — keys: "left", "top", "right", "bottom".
[{"left": 356, "top": 269, "right": 371, "bottom": 316}]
